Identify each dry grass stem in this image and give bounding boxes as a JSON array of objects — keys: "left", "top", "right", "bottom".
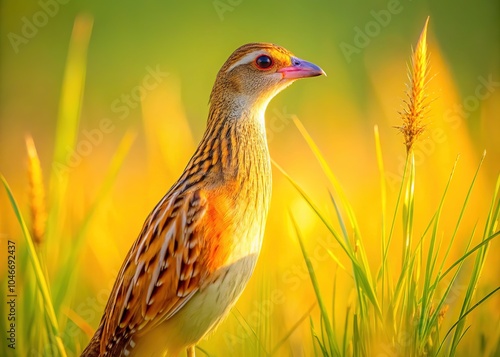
[
  {"left": 26, "top": 134, "right": 47, "bottom": 245},
  {"left": 397, "top": 17, "right": 431, "bottom": 153}
]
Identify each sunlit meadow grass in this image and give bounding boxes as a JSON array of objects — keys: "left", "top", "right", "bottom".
[
  {"left": 275, "top": 21, "right": 500, "bottom": 357},
  {"left": 1, "top": 17, "right": 499, "bottom": 357}
]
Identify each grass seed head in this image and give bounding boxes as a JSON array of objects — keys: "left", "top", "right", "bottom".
[
  {"left": 397, "top": 17, "right": 431, "bottom": 154},
  {"left": 26, "top": 135, "right": 47, "bottom": 245}
]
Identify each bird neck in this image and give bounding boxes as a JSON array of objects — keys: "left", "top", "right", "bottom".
[
  {"left": 174, "top": 93, "right": 272, "bottom": 198},
  {"left": 205, "top": 94, "right": 273, "bottom": 220},
  {"left": 208, "top": 91, "right": 271, "bottom": 130},
  {"left": 205, "top": 93, "right": 272, "bottom": 179}
]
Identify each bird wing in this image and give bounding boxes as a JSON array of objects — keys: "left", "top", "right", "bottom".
[{"left": 100, "top": 188, "right": 209, "bottom": 354}]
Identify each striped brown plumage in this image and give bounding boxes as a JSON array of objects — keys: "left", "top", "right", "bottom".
[{"left": 81, "top": 43, "right": 324, "bottom": 357}]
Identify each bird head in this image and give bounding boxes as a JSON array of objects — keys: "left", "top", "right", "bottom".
[{"left": 210, "top": 43, "right": 325, "bottom": 116}]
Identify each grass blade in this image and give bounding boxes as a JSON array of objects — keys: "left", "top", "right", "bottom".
[
  {"left": 1, "top": 176, "right": 67, "bottom": 357},
  {"left": 436, "top": 287, "right": 500, "bottom": 356},
  {"left": 269, "top": 304, "right": 316, "bottom": 356},
  {"left": 47, "top": 14, "right": 94, "bottom": 245},
  {"left": 290, "top": 213, "right": 340, "bottom": 356}
]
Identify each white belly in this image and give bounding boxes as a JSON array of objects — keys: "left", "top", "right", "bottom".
[{"left": 130, "top": 253, "right": 260, "bottom": 356}]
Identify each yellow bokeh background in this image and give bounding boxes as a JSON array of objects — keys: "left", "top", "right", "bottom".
[{"left": 1, "top": 1, "right": 499, "bottom": 356}]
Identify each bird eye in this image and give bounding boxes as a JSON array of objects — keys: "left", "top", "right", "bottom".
[{"left": 255, "top": 55, "right": 273, "bottom": 69}]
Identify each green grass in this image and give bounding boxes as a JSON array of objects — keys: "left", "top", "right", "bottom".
[
  {"left": 0, "top": 14, "right": 135, "bottom": 357},
  {"left": 1, "top": 14, "right": 499, "bottom": 357},
  {"left": 1, "top": 176, "right": 68, "bottom": 357},
  {"left": 278, "top": 119, "right": 499, "bottom": 356},
  {"left": 270, "top": 21, "right": 500, "bottom": 356}
]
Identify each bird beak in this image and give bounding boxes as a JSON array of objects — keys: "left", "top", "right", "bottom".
[{"left": 278, "top": 57, "right": 326, "bottom": 79}]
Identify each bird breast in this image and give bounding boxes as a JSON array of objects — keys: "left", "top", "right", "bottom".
[{"left": 203, "top": 116, "right": 272, "bottom": 272}]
